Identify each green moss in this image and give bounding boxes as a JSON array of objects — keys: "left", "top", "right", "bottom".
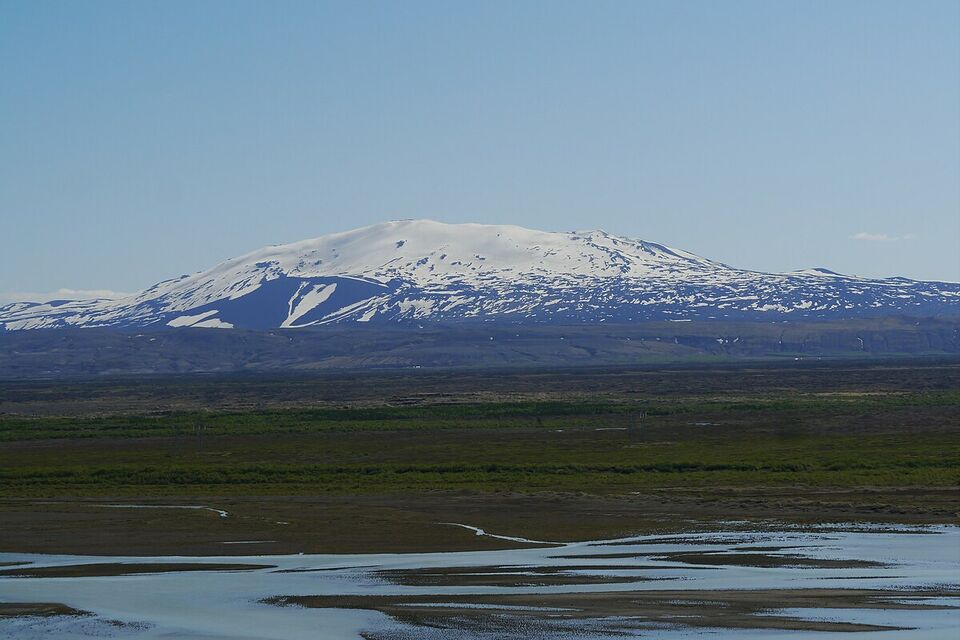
[{"left": 2, "top": 379, "right": 955, "bottom": 498}]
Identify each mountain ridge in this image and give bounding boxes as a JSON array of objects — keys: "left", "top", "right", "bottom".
[{"left": 2, "top": 220, "right": 958, "bottom": 330}]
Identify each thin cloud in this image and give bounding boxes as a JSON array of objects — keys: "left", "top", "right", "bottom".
[
  {"left": 0, "top": 289, "right": 131, "bottom": 305},
  {"left": 851, "top": 232, "right": 916, "bottom": 242}
]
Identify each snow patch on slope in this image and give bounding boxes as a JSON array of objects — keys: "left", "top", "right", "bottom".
[
  {"left": 281, "top": 283, "right": 337, "bottom": 328},
  {"left": 167, "top": 310, "right": 219, "bottom": 327},
  {"left": 192, "top": 317, "right": 234, "bottom": 329}
]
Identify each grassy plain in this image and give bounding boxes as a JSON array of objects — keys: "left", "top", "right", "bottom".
[{"left": 0, "top": 360, "right": 957, "bottom": 554}]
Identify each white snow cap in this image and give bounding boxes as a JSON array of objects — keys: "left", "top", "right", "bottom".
[{"left": 195, "top": 218, "right": 720, "bottom": 287}]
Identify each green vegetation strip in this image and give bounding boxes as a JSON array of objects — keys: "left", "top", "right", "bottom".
[
  {"left": 3, "top": 438, "right": 956, "bottom": 496},
  {"left": 2, "top": 392, "right": 957, "bottom": 441},
  {"left": 2, "top": 388, "right": 956, "bottom": 497}
]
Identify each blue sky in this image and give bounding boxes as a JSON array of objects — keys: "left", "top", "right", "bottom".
[{"left": 2, "top": 0, "right": 958, "bottom": 302}]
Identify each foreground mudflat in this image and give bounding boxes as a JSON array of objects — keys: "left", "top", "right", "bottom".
[
  {"left": 1, "top": 524, "right": 958, "bottom": 639},
  {"left": 3, "top": 489, "right": 956, "bottom": 557}
]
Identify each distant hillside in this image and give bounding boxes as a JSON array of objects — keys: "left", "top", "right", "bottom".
[{"left": 1, "top": 318, "right": 957, "bottom": 378}]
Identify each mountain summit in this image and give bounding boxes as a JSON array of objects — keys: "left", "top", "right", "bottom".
[{"left": 2, "top": 220, "right": 957, "bottom": 330}]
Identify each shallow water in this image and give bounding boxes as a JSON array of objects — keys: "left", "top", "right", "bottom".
[{"left": 1, "top": 523, "right": 958, "bottom": 639}]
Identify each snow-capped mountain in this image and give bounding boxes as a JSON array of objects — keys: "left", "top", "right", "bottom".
[{"left": 2, "top": 220, "right": 958, "bottom": 330}]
